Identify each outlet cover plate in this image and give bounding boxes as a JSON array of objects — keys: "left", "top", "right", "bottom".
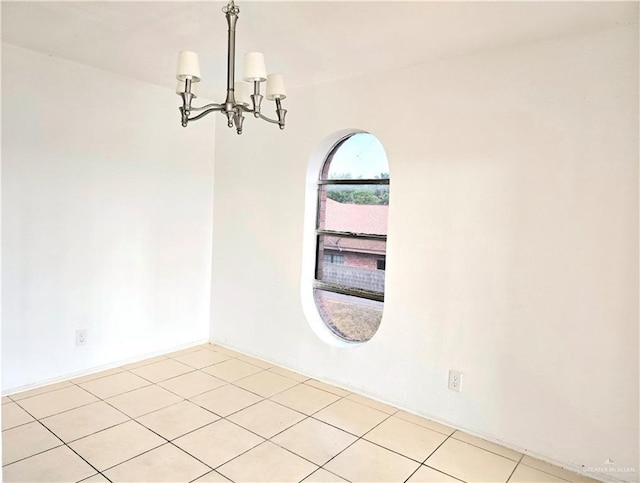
[
  {"left": 448, "top": 370, "right": 462, "bottom": 392},
  {"left": 76, "top": 329, "right": 87, "bottom": 346}
]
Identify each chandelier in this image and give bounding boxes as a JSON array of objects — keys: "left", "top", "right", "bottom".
[{"left": 175, "top": 0, "right": 287, "bottom": 135}]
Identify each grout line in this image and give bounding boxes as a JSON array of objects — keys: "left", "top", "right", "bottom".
[
  {"left": 315, "top": 409, "right": 396, "bottom": 476},
  {"left": 95, "top": 441, "right": 167, "bottom": 474},
  {"left": 504, "top": 453, "right": 528, "bottom": 483},
  {"left": 307, "top": 466, "right": 351, "bottom": 483},
  {"left": 70, "top": 367, "right": 126, "bottom": 384},
  {"left": 422, "top": 431, "right": 454, "bottom": 465},
  {"left": 403, "top": 464, "right": 424, "bottom": 483},
  {"left": 64, "top": 443, "right": 106, "bottom": 481},
  {"left": 505, "top": 462, "right": 520, "bottom": 483},
  {"left": 187, "top": 470, "right": 230, "bottom": 483},
  {"left": 1, "top": 440, "right": 66, "bottom": 469},
  {"left": 76, "top": 380, "right": 154, "bottom": 401},
  {"left": 8, "top": 383, "right": 75, "bottom": 403},
  {"left": 420, "top": 464, "right": 467, "bottom": 482},
  {"left": 100, "top": 471, "right": 113, "bottom": 482},
  {"left": 268, "top": 392, "right": 345, "bottom": 418},
  {"left": 361, "top": 436, "right": 432, "bottom": 465}
]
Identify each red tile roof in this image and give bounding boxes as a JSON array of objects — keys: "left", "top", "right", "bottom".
[
  {"left": 324, "top": 199, "right": 388, "bottom": 235},
  {"left": 323, "top": 199, "right": 388, "bottom": 255}
]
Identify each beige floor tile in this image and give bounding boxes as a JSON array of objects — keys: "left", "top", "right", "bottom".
[
  {"left": 2, "top": 402, "right": 35, "bottom": 430},
  {"left": 71, "top": 367, "right": 124, "bottom": 384},
  {"left": 158, "top": 371, "right": 226, "bottom": 398},
  {"left": 40, "top": 401, "right": 129, "bottom": 442},
  {"left": 2, "top": 421, "right": 63, "bottom": 465},
  {"left": 325, "top": 439, "right": 420, "bottom": 482},
  {"left": 104, "top": 443, "right": 211, "bottom": 482},
  {"left": 234, "top": 370, "right": 299, "bottom": 397},
  {"left": 16, "top": 385, "right": 99, "bottom": 419},
  {"left": 193, "top": 470, "right": 233, "bottom": 482},
  {"left": 165, "top": 345, "right": 203, "bottom": 358},
  {"left": 314, "top": 398, "right": 389, "bottom": 436},
  {"left": 10, "top": 380, "right": 74, "bottom": 401},
  {"left": 69, "top": 420, "right": 164, "bottom": 471},
  {"left": 426, "top": 438, "right": 517, "bottom": 482},
  {"left": 346, "top": 393, "right": 397, "bottom": 414},
  {"left": 520, "top": 456, "right": 599, "bottom": 483},
  {"left": 271, "top": 383, "right": 341, "bottom": 415},
  {"left": 137, "top": 400, "right": 219, "bottom": 440},
  {"left": 452, "top": 430, "right": 522, "bottom": 461},
  {"left": 202, "top": 358, "right": 264, "bottom": 382},
  {"left": 2, "top": 445, "right": 96, "bottom": 483},
  {"left": 238, "top": 354, "right": 273, "bottom": 369},
  {"left": 79, "top": 371, "right": 150, "bottom": 399},
  {"left": 228, "top": 400, "right": 306, "bottom": 438},
  {"left": 130, "top": 358, "right": 193, "bottom": 383},
  {"left": 304, "top": 379, "right": 350, "bottom": 397},
  {"left": 2, "top": 396, "right": 12, "bottom": 404},
  {"left": 217, "top": 441, "right": 318, "bottom": 483},
  {"left": 173, "top": 419, "right": 264, "bottom": 468},
  {"left": 364, "top": 416, "right": 448, "bottom": 462},
  {"left": 80, "top": 474, "right": 111, "bottom": 482},
  {"left": 106, "top": 384, "right": 182, "bottom": 418},
  {"left": 510, "top": 464, "right": 570, "bottom": 482},
  {"left": 173, "top": 349, "right": 230, "bottom": 369},
  {"left": 407, "top": 465, "right": 461, "bottom": 482},
  {"left": 198, "top": 343, "right": 217, "bottom": 350},
  {"left": 121, "top": 355, "right": 168, "bottom": 370},
  {"left": 190, "top": 384, "right": 262, "bottom": 417},
  {"left": 302, "top": 468, "right": 348, "bottom": 482},
  {"left": 272, "top": 417, "right": 357, "bottom": 465},
  {"left": 209, "top": 345, "right": 244, "bottom": 358},
  {"left": 396, "top": 411, "right": 455, "bottom": 435},
  {"left": 269, "top": 365, "right": 310, "bottom": 382}
]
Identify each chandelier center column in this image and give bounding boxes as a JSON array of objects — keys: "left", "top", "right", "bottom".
[{"left": 224, "top": 2, "right": 239, "bottom": 126}]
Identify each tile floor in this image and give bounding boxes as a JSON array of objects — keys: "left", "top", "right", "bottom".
[{"left": 2, "top": 344, "right": 599, "bottom": 483}]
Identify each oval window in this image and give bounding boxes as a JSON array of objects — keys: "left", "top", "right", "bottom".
[{"left": 313, "top": 132, "right": 390, "bottom": 342}]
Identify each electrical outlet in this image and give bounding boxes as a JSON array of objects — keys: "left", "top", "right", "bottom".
[
  {"left": 448, "top": 370, "right": 462, "bottom": 392},
  {"left": 76, "top": 329, "right": 88, "bottom": 346}
]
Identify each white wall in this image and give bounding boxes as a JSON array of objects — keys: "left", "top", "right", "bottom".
[
  {"left": 210, "top": 26, "right": 638, "bottom": 481},
  {"left": 2, "top": 44, "right": 215, "bottom": 392}
]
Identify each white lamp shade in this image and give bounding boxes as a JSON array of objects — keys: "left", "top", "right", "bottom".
[
  {"left": 176, "top": 51, "right": 201, "bottom": 82},
  {"left": 234, "top": 82, "right": 252, "bottom": 107},
  {"left": 243, "top": 52, "right": 267, "bottom": 82},
  {"left": 266, "top": 73, "right": 286, "bottom": 100},
  {"left": 176, "top": 80, "right": 198, "bottom": 98}
]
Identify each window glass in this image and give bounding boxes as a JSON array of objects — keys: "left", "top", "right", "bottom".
[
  {"left": 313, "top": 133, "right": 390, "bottom": 343},
  {"left": 314, "top": 290, "right": 384, "bottom": 343},
  {"left": 325, "top": 135, "right": 389, "bottom": 180}
]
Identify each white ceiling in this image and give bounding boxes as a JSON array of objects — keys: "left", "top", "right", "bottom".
[{"left": 2, "top": 1, "right": 637, "bottom": 99}]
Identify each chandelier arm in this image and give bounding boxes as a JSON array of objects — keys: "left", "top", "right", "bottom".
[
  {"left": 187, "top": 106, "right": 225, "bottom": 122},
  {"left": 189, "top": 103, "right": 225, "bottom": 112},
  {"left": 255, "top": 113, "right": 280, "bottom": 125}
]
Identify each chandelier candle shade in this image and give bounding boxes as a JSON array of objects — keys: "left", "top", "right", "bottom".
[{"left": 175, "top": 0, "right": 287, "bottom": 134}]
